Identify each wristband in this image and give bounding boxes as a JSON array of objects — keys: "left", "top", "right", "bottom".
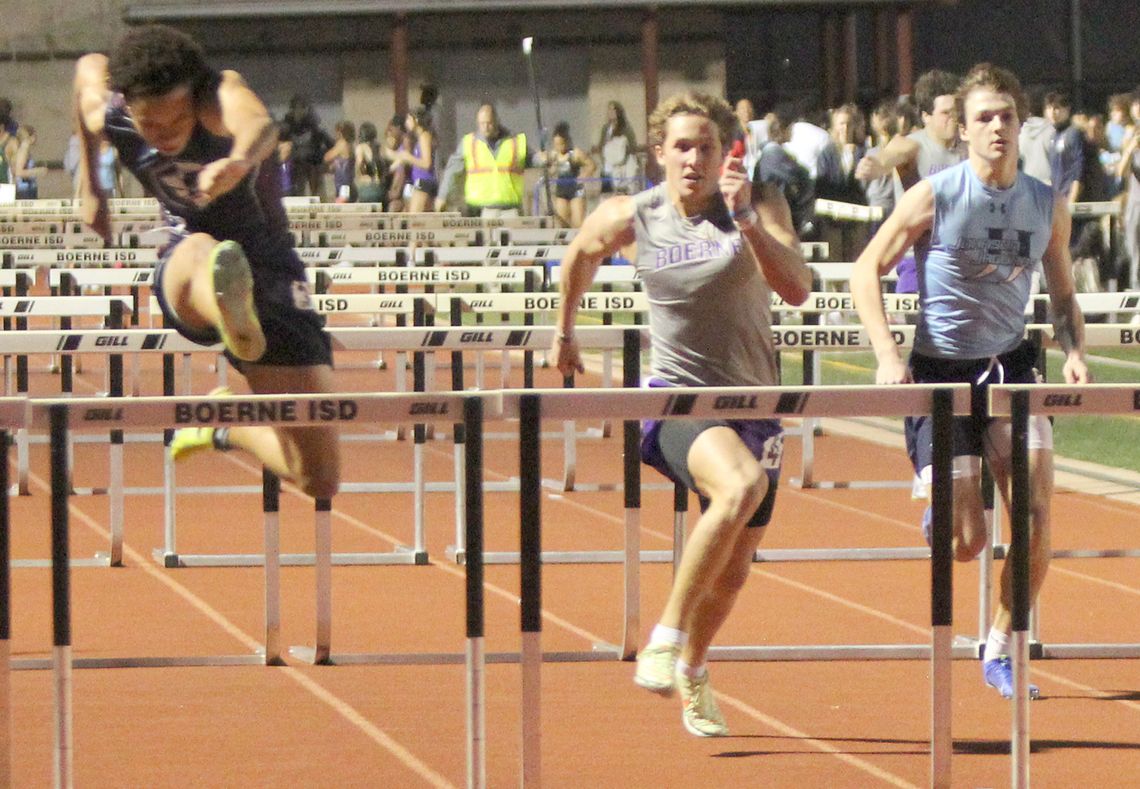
[{"left": 731, "top": 206, "right": 758, "bottom": 227}]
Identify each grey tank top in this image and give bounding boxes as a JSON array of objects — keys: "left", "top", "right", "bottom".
[{"left": 630, "top": 184, "right": 778, "bottom": 387}]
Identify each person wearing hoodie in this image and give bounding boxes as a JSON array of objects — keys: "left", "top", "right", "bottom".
[{"left": 1019, "top": 88, "right": 1054, "bottom": 185}]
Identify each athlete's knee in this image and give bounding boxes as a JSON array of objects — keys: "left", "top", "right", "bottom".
[{"left": 711, "top": 465, "right": 768, "bottom": 525}]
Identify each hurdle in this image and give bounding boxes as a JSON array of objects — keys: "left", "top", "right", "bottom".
[
  {"left": 988, "top": 383, "right": 1140, "bottom": 788},
  {"left": 500, "top": 384, "right": 964, "bottom": 787}
]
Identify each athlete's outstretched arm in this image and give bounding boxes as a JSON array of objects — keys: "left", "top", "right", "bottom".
[
  {"left": 73, "top": 53, "right": 113, "bottom": 244},
  {"left": 1039, "top": 196, "right": 1090, "bottom": 384},
  {"left": 198, "top": 70, "right": 278, "bottom": 200},
  {"left": 851, "top": 179, "right": 935, "bottom": 384},
  {"left": 552, "top": 195, "right": 637, "bottom": 376}
]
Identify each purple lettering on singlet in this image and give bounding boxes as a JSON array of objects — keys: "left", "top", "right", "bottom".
[{"left": 654, "top": 238, "right": 743, "bottom": 269}]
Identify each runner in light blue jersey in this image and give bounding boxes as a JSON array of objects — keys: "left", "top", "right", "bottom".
[{"left": 852, "top": 64, "right": 1090, "bottom": 701}]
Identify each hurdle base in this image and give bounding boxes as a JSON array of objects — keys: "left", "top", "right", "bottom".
[
  {"left": 446, "top": 546, "right": 677, "bottom": 566},
  {"left": 788, "top": 477, "right": 912, "bottom": 490},
  {"left": 705, "top": 643, "right": 986, "bottom": 661},
  {"left": 11, "top": 653, "right": 270, "bottom": 670},
  {"left": 10, "top": 555, "right": 113, "bottom": 569},
  {"left": 286, "top": 646, "right": 624, "bottom": 666},
  {"left": 153, "top": 546, "right": 428, "bottom": 567}
]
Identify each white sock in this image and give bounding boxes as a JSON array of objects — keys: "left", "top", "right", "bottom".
[
  {"left": 984, "top": 628, "right": 1010, "bottom": 663},
  {"left": 675, "top": 658, "right": 706, "bottom": 679},
  {"left": 650, "top": 624, "right": 687, "bottom": 648}
]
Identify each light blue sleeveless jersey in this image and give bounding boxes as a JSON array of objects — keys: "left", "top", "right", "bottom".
[{"left": 915, "top": 161, "right": 1054, "bottom": 359}]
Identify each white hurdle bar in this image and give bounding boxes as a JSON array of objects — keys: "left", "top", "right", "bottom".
[{"left": 2, "top": 326, "right": 631, "bottom": 570}]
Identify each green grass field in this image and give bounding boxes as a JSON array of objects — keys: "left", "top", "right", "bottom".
[{"left": 778, "top": 348, "right": 1140, "bottom": 474}]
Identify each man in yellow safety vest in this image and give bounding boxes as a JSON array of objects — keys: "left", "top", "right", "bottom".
[{"left": 439, "top": 103, "right": 538, "bottom": 217}]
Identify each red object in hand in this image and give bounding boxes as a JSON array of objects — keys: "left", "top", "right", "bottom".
[{"left": 723, "top": 139, "right": 745, "bottom": 174}]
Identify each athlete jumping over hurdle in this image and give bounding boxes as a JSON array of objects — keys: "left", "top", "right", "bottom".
[
  {"left": 552, "top": 92, "right": 812, "bottom": 736},
  {"left": 852, "top": 64, "right": 1090, "bottom": 700},
  {"left": 74, "top": 25, "right": 339, "bottom": 499}
]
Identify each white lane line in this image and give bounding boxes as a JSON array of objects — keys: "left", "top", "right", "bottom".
[{"left": 24, "top": 466, "right": 457, "bottom": 789}]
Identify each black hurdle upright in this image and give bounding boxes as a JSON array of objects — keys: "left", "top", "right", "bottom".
[
  {"left": 463, "top": 396, "right": 486, "bottom": 789},
  {"left": 48, "top": 403, "right": 73, "bottom": 788},
  {"left": 930, "top": 387, "right": 954, "bottom": 788},
  {"left": 621, "top": 327, "right": 641, "bottom": 658},
  {"left": 518, "top": 393, "right": 541, "bottom": 787},
  {"left": 1009, "top": 388, "right": 1032, "bottom": 788},
  {"left": 1, "top": 427, "right": 10, "bottom": 785}
]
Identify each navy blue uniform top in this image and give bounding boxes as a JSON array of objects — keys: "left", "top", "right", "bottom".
[{"left": 103, "top": 93, "right": 302, "bottom": 280}]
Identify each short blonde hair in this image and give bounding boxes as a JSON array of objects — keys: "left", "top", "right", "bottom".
[{"left": 647, "top": 91, "right": 737, "bottom": 150}]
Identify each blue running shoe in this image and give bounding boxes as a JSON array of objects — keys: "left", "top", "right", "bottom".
[
  {"left": 921, "top": 506, "right": 932, "bottom": 547},
  {"left": 983, "top": 655, "right": 1040, "bottom": 700}
]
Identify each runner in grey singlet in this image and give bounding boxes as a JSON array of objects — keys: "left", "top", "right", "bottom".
[{"left": 629, "top": 183, "right": 778, "bottom": 388}]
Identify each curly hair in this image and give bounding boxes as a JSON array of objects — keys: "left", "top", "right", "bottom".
[
  {"left": 647, "top": 91, "right": 737, "bottom": 151},
  {"left": 108, "top": 24, "right": 218, "bottom": 102},
  {"left": 957, "top": 63, "right": 1029, "bottom": 124},
  {"left": 912, "top": 69, "right": 962, "bottom": 116}
]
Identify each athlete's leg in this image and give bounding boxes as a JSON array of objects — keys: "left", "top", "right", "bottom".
[
  {"left": 408, "top": 188, "right": 431, "bottom": 213},
  {"left": 552, "top": 196, "right": 572, "bottom": 227},
  {"left": 159, "top": 232, "right": 265, "bottom": 361},
  {"left": 223, "top": 363, "right": 340, "bottom": 500},
  {"left": 657, "top": 427, "right": 768, "bottom": 643},
  {"left": 682, "top": 520, "right": 766, "bottom": 668},
  {"left": 569, "top": 195, "right": 587, "bottom": 228},
  {"left": 985, "top": 437, "right": 1054, "bottom": 641}
]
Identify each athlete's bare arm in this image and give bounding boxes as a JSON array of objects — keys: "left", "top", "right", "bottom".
[
  {"left": 1039, "top": 196, "right": 1090, "bottom": 384},
  {"left": 855, "top": 133, "right": 920, "bottom": 186},
  {"left": 198, "top": 70, "right": 278, "bottom": 200},
  {"left": 552, "top": 195, "right": 637, "bottom": 376},
  {"left": 73, "top": 53, "right": 113, "bottom": 244},
  {"left": 851, "top": 179, "right": 936, "bottom": 384}
]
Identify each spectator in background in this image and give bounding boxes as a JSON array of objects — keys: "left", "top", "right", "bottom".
[
  {"left": 438, "top": 102, "right": 537, "bottom": 217},
  {"left": 1019, "top": 87, "right": 1055, "bottom": 186},
  {"left": 1118, "top": 128, "right": 1140, "bottom": 290},
  {"left": 323, "top": 120, "right": 356, "bottom": 202},
  {"left": 859, "top": 99, "right": 902, "bottom": 227},
  {"left": 0, "top": 124, "right": 14, "bottom": 186},
  {"left": 279, "top": 94, "right": 332, "bottom": 199},
  {"left": 542, "top": 121, "right": 595, "bottom": 228},
  {"left": 354, "top": 120, "right": 390, "bottom": 206},
  {"left": 1046, "top": 92, "right": 1111, "bottom": 291},
  {"left": 733, "top": 97, "right": 767, "bottom": 181},
  {"left": 755, "top": 103, "right": 816, "bottom": 239},
  {"left": 784, "top": 102, "right": 832, "bottom": 182},
  {"left": 0, "top": 97, "right": 17, "bottom": 135},
  {"left": 390, "top": 106, "right": 437, "bottom": 213},
  {"left": 1105, "top": 93, "right": 1132, "bottom": 154},
  {"left": 382, "top": 114, "right": 407, "bottom": 213},
  {"left": 816, "top": 102, "right": 867, "bottom": 204},
  {"left": 13, "top": 125, "right": 47, "bottom": 199},
  {"left": 595, "top": 100, "right": 640, "bottom": 194}
]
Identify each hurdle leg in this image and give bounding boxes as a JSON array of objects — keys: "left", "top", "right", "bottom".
[
  {"left": 107, "top": 435, "right": 124, "bottom": 566},
  {"left": 519, "top": 395, "right": 542, "bottom": 787},
  {"left": 16, "top": 428, "right": 29, "bottom": 495},
  {"left": 262, "top": 471, "right": 282, "bottom": 665},
  {"left": 157, "top": 437, "right": 179, "bottom": 566},
  {"left": 463, "top": 397, "right": 486, "bottom": 789},
  {"left": 413, "top": 430, "right": 427, "bottom": 557},
  {"left": 313, "top": 498, "right": 333, "bottom": 664},
  {"left": 49, "top": 405, "right": 74, "bottom": 789},
  {"left": 1009, "top": 389, "right": 1032, "bottom": 789},
  {"left": 620, "top": 415, "right": 641, "bottom": 660},
  {"left": 672, "top": 482, "right": 687, "bottom": 579},
  {"left": 1, "top": 430, "right": 11, "bottom": 787},
  {"left": 453, "top": 442, "right": 466, "bottom": 559},
  {"left": 930, "top": 388, "right": 954, "bottom": 789}
]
